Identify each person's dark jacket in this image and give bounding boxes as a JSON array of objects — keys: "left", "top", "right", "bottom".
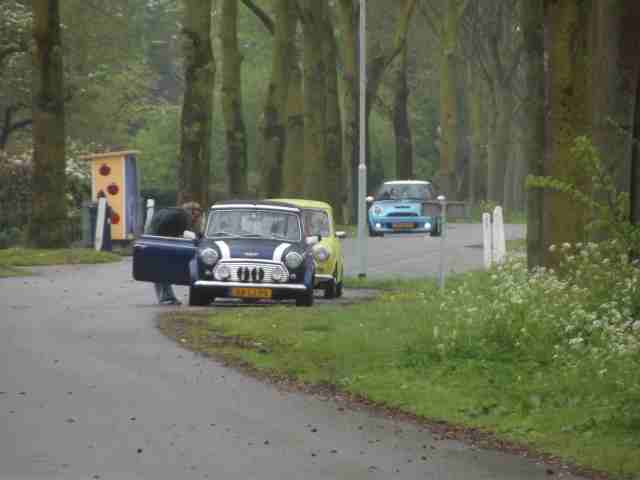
[{"left": 147, "top": 208, "right": 191, "bottom": 237}]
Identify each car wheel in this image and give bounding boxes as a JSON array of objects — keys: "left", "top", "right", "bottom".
[
  {"left": 335, "top": 281, "right": 343, "bottom": 298},
  {"left": 296, "top": 289, "right": 314, "bottom": 307},
  {"left": 323, "top": 280, "right": 337, "bottom": 299},
  {"left": 369, "top": 226, "right": 383, "bottom": 237},
  {"left": 189, "top": 287, "right": 210, "bottom": 306},
  {"left": 430, "top": 218, "right": 442, "bottom": 237}
]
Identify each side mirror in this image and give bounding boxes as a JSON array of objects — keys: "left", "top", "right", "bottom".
[
  {"left": 183, "top": 230, "right": 197, "bottom": 240},
  {"left": 336, "top": 231, "right": 347, "bottom": 239},
  {"left": 366, "top": 196, "right": 374, "bottom": 203},
  {"left": 305, "top": 235, "right": 320, "bottom": 246}
]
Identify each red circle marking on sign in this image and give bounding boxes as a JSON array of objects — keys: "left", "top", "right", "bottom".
[
  {"left": 99, "top": 164, "right": 111, "bottom": 176},
  {"left": 107, "top": 183, "right": 119, "bottom": 195}
]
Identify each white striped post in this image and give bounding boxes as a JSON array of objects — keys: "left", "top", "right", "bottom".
[
  {"left": 482, "top": 212, "right": 492, "bottom": 269},
  {"left": 144, "top": 198, "right": 155, "bottom": 234},
  {"left": 492, "top": 206, "right": 506, "bottom": 264}
]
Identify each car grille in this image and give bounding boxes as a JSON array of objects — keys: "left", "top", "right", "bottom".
[
  {"left": 221, "top": 261, "right": 284, "bottom": 283},
  {"left": 386, "top": 212, "right": 418, "bottom": 217}
]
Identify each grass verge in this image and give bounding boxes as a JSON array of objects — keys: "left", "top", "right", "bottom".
[
  {"left": 0, "top": 264, "right": 30, "bottom": 278},
  {"left": 0, "top": 248, "right": 122, "bottom": 267},
  {"left": 160, "top": 268, "right": 639, "bottom": 479}
]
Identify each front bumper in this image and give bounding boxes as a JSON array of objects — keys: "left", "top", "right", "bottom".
[
  {"left": 368, "top": 215, "right": 434, "bottom": 233},
  {"left": 314, "top": 274, "right": 335, "bottom": 287},
  {"left": 194, "top": 280, "right": 308, "bottom": 291}
]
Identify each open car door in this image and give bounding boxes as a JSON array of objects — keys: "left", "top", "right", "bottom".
[{"left": 133, "top": 235, "right": 196, "bottom": 286}]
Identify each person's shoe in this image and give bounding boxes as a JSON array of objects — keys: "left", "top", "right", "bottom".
[{"left": 160, "top": 298, "right": 182, "bottom": 306}]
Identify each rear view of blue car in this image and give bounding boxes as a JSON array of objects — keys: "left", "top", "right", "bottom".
[{"left": 367, "top": 180, "right": 442, "bottom": 237}]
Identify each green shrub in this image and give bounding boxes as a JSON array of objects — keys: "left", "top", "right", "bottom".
[{"left": 405, "top": 246, "right": 640, "bottom": 429}]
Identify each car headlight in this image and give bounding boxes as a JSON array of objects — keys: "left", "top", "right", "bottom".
[
  {"left": 284, "top": 251, "right": 303, "bottom": 269},
  {"left": 313, "top": 245, "right": 331, "bottom": 263},
  {"left": 199, "top": 247, "right": 219, "bottom": 266},
  {"left": 214, "top": 264, "right": 231, "bottom": 280},
  {"left": 373, "top": 205, "right": 383, "bottom": 216},
  {"left": 271, "top": 265, "right": 287, "bottom": 283}
]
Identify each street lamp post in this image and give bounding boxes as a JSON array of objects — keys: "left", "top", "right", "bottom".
[{"left": 357, "top": 0, "right": 367, "bottom": 278}]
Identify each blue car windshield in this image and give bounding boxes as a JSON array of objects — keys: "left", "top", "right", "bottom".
[
  {"left": 206, "top": 209, "right": 301, "bottom": 242},
  {"left": 375, "top": 183, "right": 434, "bottom": 201}
]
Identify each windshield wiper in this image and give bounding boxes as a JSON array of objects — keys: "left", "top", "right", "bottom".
[
  {"left": 238, "top": 232, "right": 263, "bottom": 238},
  {"left": 210, "top": 231, "right": 233, "bottom": 236}
]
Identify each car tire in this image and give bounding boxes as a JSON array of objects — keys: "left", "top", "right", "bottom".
[
  {"left": 369, "top": 226, "right": 383, "bottom": 238},
  {"left": 335, "top": 281, "right": 343, "bottom": 298},
  {"left": 189, "top": 287, "right": 210, "bottom": 306},
  {"left": 296, "top": 289, "right": 314, "bottom": 307},
  {"left": 430, "top": 218, "right": 442, "bottom": 237},
  {"left": 324, "top": 280, "right": 337, "bottom": 299}
]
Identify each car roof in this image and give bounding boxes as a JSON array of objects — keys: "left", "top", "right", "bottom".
[
  {"left": 210, "top": 200, "right": 301, "bottom": 213},
  {"left": 270, "top": 198, "right": 333, "bottom": 211},
  {"left": 383, "top": 180, "right": 431, "bottom": 185}
]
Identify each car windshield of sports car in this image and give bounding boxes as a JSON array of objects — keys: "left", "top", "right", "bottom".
[
  {"left": 206, "top": 209, "right": 301, "bottom": 242},
  {"left": 374, "top": 183, "right": 434, "bottom": 201}
]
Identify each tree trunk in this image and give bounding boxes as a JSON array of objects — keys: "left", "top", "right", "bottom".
[
  {"left": 393, "top": 45, "right": 413, "bottom": 180},
  {"left": 178, "top": 0, "right": 214, "bottom": 208},
  {"left": 221, "top": 0, "right": 248, "bottom": 197},
  {"left": 280, "top": 36, "right": 305, "bottom": 197},
  {"left": 618, "top": 2, "right": 640, "bottom": 226},
  {"left": 300, "top": 0, "right": 328, "bottom": 201},
  {"left": 631, "top": 46, "right": 640, "bottom": 225},
  {"left": 467, "top": 64, "right": 487, "bottom": 204},
  {"left": 324, "top": 18, "right": 344, "bottom": 223},
  {"left": 522, "top": 0, "right": 546, "bottom": 269},
  {"left": 486, "top": 82, "right": 513, "bottom": 206},
  {"left": 543, "top": 0, "right": 592, "bottom": 268},
  {"left": 337, "top": 0, "right": 357, "bottom": 222},
  {"left": 29, "top": 0, "right": 67, "bottom": 248},
  {"left": 259, "top": 0, "right": 294, "bottom": 197},
  {"left": 437, "top": 0, "right": 461, "bottom": 197}
]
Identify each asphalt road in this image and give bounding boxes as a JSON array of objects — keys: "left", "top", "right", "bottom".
[
  {"left": 342, "top": 223, "right": 526, "bottom": 278},
  {"left": 1, "top": 226, "right": 583, "bottom": 480}
]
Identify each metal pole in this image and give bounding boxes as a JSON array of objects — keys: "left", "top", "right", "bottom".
[
  {"left": 438, "top": 195, "right": 447, "bottom": 290},
  {"left": 357, "top": 0, "right": 368, "bottom": 278}
]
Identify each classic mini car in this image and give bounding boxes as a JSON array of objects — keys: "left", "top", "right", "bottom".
[
  {"left": 367, "top": 180, "right": 441, "bottom": 237},
  {"left": 272, "top": 199, "right": 346, "bottom": 298},
  {"left": 133, "top": 201, "right": 317, "bottom": 307}
]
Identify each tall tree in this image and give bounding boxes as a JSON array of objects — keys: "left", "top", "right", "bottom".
[
  {"left": 438, "top": 0, "right": 465, "bottom": 198},
  {"left": 465, "top": 61, "right": 488, "bottom": 203},
  {"left": 28, "top": 0, "right": 67, "bottom": 247},
  {"left": 324, "top": 14, "right": 344, "bottom": 222},
  {"left": 257, "top": 0, "right": 294, "bottom": 198},
  {"left": 299, "top": 0, "right": 329, "bottom": 201},
  {"left": 338, "top": 0, "right": 416, "bottom": 219},
  {"left": 221, "top": 0, "right": 248, "bottom": 196},
  {"left": 366, "top": 0, "right": 417, "bottom": 173},
  {"left": 465, "top": 0, "right": 524, "bottom": 208},
  {"left": 177, "top": 0, "right": 215, "bottom": 207},
  {"left": 0, "top": 1, "right": 32, "bottom": 150},
  {"left": 336, "top": 0, "right": 358, "bottom": 221},
  {"left": 522, "top": 0, "right": 546, "bottom": 269},
  {"left": 393, "top": 43, "right": 413, "bottom": 179},
  {"left": 542, "top": 0, "right": 591, "bottom": 267},
  {"left": 280, "top": 33, "right": 305, "bottom": 197}
]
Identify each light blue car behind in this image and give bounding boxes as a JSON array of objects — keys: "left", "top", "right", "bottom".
[{"left": 367, "top": 180, "right": 442, "bottom": 237}]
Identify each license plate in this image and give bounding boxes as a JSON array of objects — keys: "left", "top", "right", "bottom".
[
  {"left": 393, "top": 223, "right": 415, "bottom": 229},
  {"left": 230, "top": 287, "right": 272, "bottom": 299}
]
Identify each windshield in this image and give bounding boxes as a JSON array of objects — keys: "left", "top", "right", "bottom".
[
  {"left": 302, "top": 210, "right": 331, "bottom": 237},
  {"left": 206, "top": 209, "right": 301, "bottom": 241},
  {"left": 375, "top": 183, "right": 435, "bottom": 201}
]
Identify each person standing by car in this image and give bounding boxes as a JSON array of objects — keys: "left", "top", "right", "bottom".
[{"left": 146, "top": 201, "right": 203, "bottom": 305}]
